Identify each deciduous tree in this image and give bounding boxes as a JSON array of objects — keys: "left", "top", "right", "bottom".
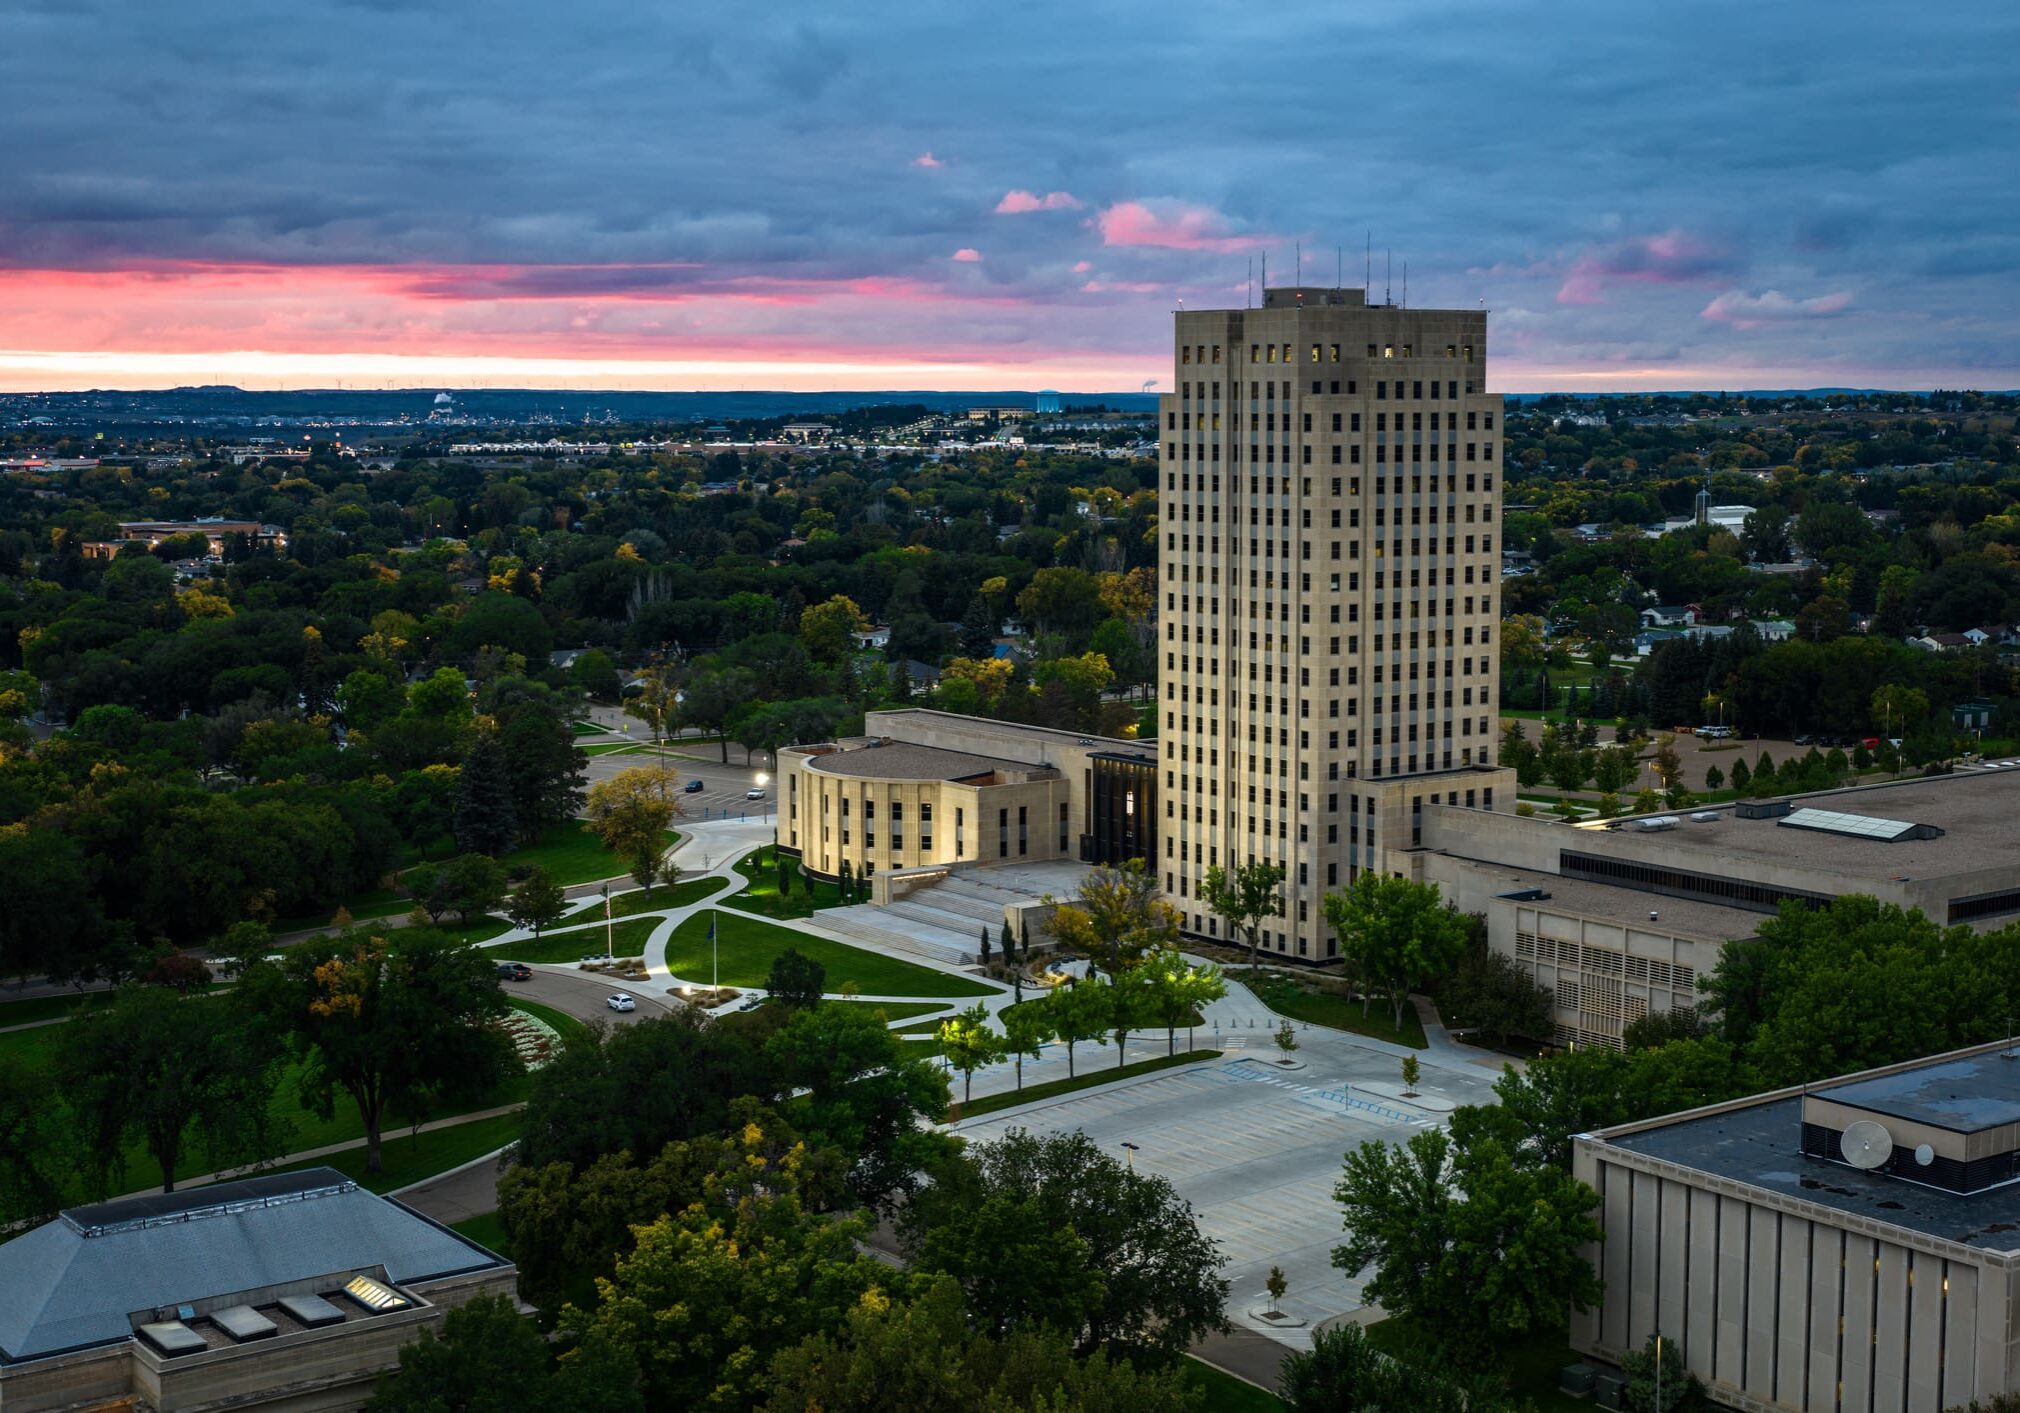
[
  {"left": 1197, "top": 860, "right": 1286, "bottom": 972},
  {"left": 1322, "top": 874, "right": 1471, "bottom": 1029}
]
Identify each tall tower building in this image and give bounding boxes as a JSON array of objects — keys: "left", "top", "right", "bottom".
[{"left": 1157, "top": 286, "right": 1517, "bottom": 962}]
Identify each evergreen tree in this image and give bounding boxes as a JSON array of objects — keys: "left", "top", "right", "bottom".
[
  {"left": 1000, "top": 918, "right": 1016, "bottom": 966},
  {"left": 958, "top": 592, "right": 998, "bottom": 660},
  {"left": 979, "top": 926, "right": 992, "bottom": 967},
  {"left": 454, "top": 732, "right": 519, "bottom": 857}
]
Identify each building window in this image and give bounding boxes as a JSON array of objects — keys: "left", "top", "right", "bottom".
[
  {"left": 1018, "top": 805, "right": 1028, "bottom": 856},
  {"left": 999, "top": 808, "right": 1009, "bottom": 859}
]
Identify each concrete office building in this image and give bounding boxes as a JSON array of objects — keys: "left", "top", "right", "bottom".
[
  {"left": 1158, "top": 286, "right": 1516, "bottom": 960},
  {"left": 1574, "top": 1040, "right": 2020, "bottom": 1412},
  {"left": 0, "top": 1167, "right": 514, "bottom": 1411},
  {"left": 1414, "top": 770, "right": 2020, "bottom": 1048},
  {"left": 778, "top": 708, "right": 1156, "bottom": 885}
]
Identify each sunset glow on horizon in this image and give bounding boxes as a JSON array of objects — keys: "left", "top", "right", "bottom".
[{"left": 2, "top": 2, "right": 2016, "bottom": 394}]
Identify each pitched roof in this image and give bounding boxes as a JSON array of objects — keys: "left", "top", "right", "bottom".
[{"left": 0, "top": 1168, "right": 504, "bottom": 1364}]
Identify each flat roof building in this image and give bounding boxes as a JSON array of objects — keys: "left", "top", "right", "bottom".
[
  {"left": 0, "top": 1167, "right": 513, "bottom": 1411},
  {"left": 778, "top": 708, "right": 1156, "bottom": 889},
  {"left": 1576, "top": 1040, "right": 2020, "bottom": 1412},
  {"left": 1416, "top": 770, "right": 2020, "bottom": 1048}
]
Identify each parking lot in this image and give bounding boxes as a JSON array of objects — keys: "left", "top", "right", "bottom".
[
  {"left": 578, "top": 741, "right": 777, "bottom": 828},
  {"left": 953, "top": 1039, "right": 1503, "bottom": 1342}
]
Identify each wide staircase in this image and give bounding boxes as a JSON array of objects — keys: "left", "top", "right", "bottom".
[{"left": 810, "top": 863, "right": 1092, "bottom": 974}]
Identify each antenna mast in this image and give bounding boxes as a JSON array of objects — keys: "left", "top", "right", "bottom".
[
  {"left": 1403, "top": 261, "right": 1408, "bottom": 309},
  {"left": 1295, "top": 240, "right": 1301, "bottom": 286},
  {"left": 1365, "top": 232, "right": 1371, "bottom": 293},
  {"left": 1247, "top": 257, "right": 1253, "bottom": 309},
  {"left": 1384, "top": 250, "right": 1392, "bottom": 306}
]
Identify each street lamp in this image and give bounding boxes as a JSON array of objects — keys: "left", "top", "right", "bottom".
[
  {"left": 1120, "top": 1141, "right": 1139, "bottom": 1171},
  {"left": 600, "top": 883, "right": 613, "bottom": 962}
]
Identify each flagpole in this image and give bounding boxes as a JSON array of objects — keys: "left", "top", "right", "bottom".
[{"left": 711, "top": 908, "right": 718, "bottom": 991}]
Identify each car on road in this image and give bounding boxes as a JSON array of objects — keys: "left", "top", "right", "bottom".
[
  {"left": 684, "top": 779, "right": 705, "bottom": 793},
  {"left": 1698, "top": 725, "right": 1733, "bottom": 739},
  {"left": 606, "top": 993, "right": 637, "bottom": 1012},
  {"left": 495, "top": 962, "right": 532, "bottom": 982},
  {"left": 745, "top": 788, "right": 766, "bottom": 800}
]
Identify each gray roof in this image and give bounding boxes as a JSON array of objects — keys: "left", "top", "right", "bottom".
[
  {"left": 1818, "top": 1053, "right": 2020, "bottom": 1135},
  {"left": 1605, "top": 1094, "right": 2020, "bottom": 1252},
  {"left": 0, "top": 1168, "right": 504, "bottom": 1363},
  {"left": 805, "top": 741, "right": 1024, "bottom": 782}
]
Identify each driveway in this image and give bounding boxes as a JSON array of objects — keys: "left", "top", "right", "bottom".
[{"left": 508, "top": 965, "right": 674, "bottom": 1027}]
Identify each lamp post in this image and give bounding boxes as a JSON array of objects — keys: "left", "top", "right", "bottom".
[
  {"left": 1120, "top": 1140, "right": 1139, "bottom": 1171},
  {"left": 601, "top": 883, "right": 613, "bottom": 962}
]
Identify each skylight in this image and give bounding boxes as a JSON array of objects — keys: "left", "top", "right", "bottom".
[{"left": 1776, "top": 808, "right": 1931, "bottom": 842}]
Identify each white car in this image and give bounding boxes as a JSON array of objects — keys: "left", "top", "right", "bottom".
[
  {"left": 605, "top": 993, "right": 636, "bottom": 1013},
  {"left": 745, "top": 788, "right": 767, "bottom": 800}
]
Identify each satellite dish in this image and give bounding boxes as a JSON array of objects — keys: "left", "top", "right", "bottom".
[
  {"left": 1914, "top": 1143, "right": 1935, "bottom": 1167},
  {"left": 1841, "top": 1120, "right": 1895, "bottom": 1170}
]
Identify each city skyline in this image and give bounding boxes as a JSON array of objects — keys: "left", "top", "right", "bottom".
[{"left": 2, "top": 2, "right": 2017, "bottom": 393}]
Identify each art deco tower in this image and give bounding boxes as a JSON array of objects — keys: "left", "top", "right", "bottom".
[{"left": 1156, "top": 285, "right": 1513, "bottom": 961}]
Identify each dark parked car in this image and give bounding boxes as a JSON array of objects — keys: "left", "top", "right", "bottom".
[
  {"left": 495, "top": 962, "right": 532, "bottom": 982},
  {"left": 684, "top": 779, "right": 705, "bottom": 793}
]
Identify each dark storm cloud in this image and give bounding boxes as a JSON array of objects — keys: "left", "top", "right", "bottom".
[{"left": 1, "top": 0, "right": 2016, "bottom": 382}]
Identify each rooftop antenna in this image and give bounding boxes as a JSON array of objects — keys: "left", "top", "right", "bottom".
[
  {"left": 1247, "top": 257, "right": 1253, "bottom": 309},
  {"left": 1337, "top": 245, "right": 1343, "bottom": 290},
  {"left": 1295, "top": 240, "right": 1301, "bottom": 286},
  {"left": 1385, "top": 249, "right": 1392, "bottom": 307},
  {"left": 1261, "top": 251, "right": 1266, "bottom": 292},
  {"left": 1403, "top": 261, "right": 1408, "bottom": 310},
  {"left": 1365, "top": 232, "right": 1371, "bottom": 293}
]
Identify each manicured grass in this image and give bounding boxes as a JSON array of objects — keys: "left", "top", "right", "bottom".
[
  {"left": 723, "top": 844, "right": 848, "bottom": 918},
  {"left": 255, "top": 1111, "right": 525, "bottom": 1195},
  {"left": 667, "top": 911, "right": 997, "bottom": 998},
  {"left": 572, "top": 721, "right": 614, "bottom": 737},
  {"left": 0, "top": 1023, "right": 65, "bottom": 1069},
  {"left": 507, "top": 996, "right": 589, "bottom": 1044},
  {"left": 1182, "top": 1357, "right": 1285, "bottom": 1411},
  {"left": 607, "top": 872, "right": 732, "bottom": 918},
  {"left": 489, "top": 916, "right": 660, "bottom": 964},
  {"left": 851, "top": 1000, "right": 953, "bottom": 1024},
  {"left": 1247, "top": 972, "right": 1428, "bottom": 1049},
  {"left": 0, "top": 989, "right": 121, "bottom": 1028},
  {"left": 581, "top": 741, "right": 640, "bottom": 756},
  {"left": 894, "top": 1018, "right": 945, "bottom": 1035},
  {"left": 1363, "top": 1319, "right": 1586, "bottom": 1413},
  {"left": 450, "top": 1210, "right": 513, "bottom": 1258},
  {"left": 498, "top": 823, "right": 679, "bottom": 888},
  {"left": 951, "top": 1050, "right": 1215, "bottom": 1121}
]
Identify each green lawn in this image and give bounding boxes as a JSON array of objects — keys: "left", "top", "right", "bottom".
[
  {"left": 723, "top": 845, "right": 849, "bottom": 918},
  {"left": 0, "top": 1018, "right": 532, "bottom": 1205},
  {"left": 581, "top": 741, "right": 639, "bottom": 757},
  {"left": 507, "top": 996, "right": 589, "bottom": 1044},
  {"left": 1182, "top": 1357, "right": 1285, "bottom": 1411},
  {"left": 1246, "top": 973, "right": 1428, "bottom": 1049},
  {"left": 894, "top": 1018, "right": 945, "bottom": 1035},
  {"left": 489, "top": 916, "right": 660, "bottom": 964},
  {"left": 0, "top": 989, "right": 128, "bottom": 1029},
  {"left": 278, "top": 824, "right": 680, "bottom": 933},
  {"left": 572, "top": 721, "right": 614, "bottom": 737},
  {"left": 606, "top": 872, "right": 732, "bottom": 918},
  {"left": 253, "top": 1111, "right": 525, "bottom": 1195},
  {"left": 952, "top": 1050, "right": 1215, "bottom": 1121},
  {"left": 850, "top": 1000, "right": 953, "bottom": 1025},
  {"left": 450, "top": 1210, "right": 513, "bottom": 1258},
  {"left": 1363, "top": 1319, "right": 1586, "bottom": 1412},
  {"left": 668, "top": 911, "right": 997, "bottom": 998}
]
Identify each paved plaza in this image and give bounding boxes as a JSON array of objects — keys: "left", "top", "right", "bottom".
[{"left": 951, "top": 1024, "right": 1506, "bottom": 1347}]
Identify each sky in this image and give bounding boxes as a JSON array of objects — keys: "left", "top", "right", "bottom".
[{"left": 2, "top": 0, "right": 2017, "bottom": 394}]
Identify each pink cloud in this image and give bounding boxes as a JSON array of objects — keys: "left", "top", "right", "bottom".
[
  {"left": 1096, "top": 199, "right": 1265, "bottom": 253},
  {"left": 1701, "top": 288, "right": 1853, "bottom": 328},
  {"left": 1071, "top": 260, "right": 1093, "bottom": 273},
  {"left": 1081, "top": 280, "right": 1163, "bottom": 294},
  {"left": 996, "top": 189, "right": 1083, "bottom": 214},
  {"left": 1556, "top": 231, "right": 1730, "bottom": 305},
  {"left": 951, "top": 248, "right": 983, "bottom": 262},
  {"left": 912, "top": 151, "right": 943, "bottom": 168}
]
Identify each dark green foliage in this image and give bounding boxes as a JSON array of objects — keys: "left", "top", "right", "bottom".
[
  {"left": 454, "top": 731, "right": 520, "bottom": 856},
  {"left": 1279, "top": 1324, "right": 1513, "bottom": 1413},
  {"left": 1620, "top": 1331, "right": 1709, "bottom": 1412},
  {"left": 900, "top": 1127, "right": 1229, "bottom": 1364},
  {"left": 765, "top": 947, "right": 826, "bottom": 1008},
  {"left": 367, "top": 1293, "right": 641, "bottom": 1413},
  {"left": 1437, "top": 937, "right": 1554, "bottom": 1047}
]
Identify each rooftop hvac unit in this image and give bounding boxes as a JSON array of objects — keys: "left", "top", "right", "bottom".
[
  {"left": 1593, "top": 1370, "right": 1627, "bottom": 1410},
  {"left": 1634, "top": 816, "right": 1680, "bottom": 831},
  {"left": 1689, "top": 811, "right": 1721, "bottom": 823}
]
